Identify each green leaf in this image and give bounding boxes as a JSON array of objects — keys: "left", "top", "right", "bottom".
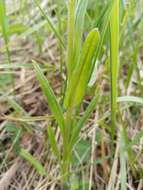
[
  {"left": 34, "top": 0, "right": 65, "bottom": 49},
  {"left": 70, "top": 95, "right": 99, "bottom": 148},
  {"left": 0, "top": 0, "right": 11, "bottom": 64},
  {"left": 117, "top": 96, "right": 143, "bottom": 105},
  {"left": 0, "top": 0, "right": 8, "bottom": 41},
  {"left": 64, "top": 28, "right": 100, "bottom": 108},
  {"left": 9, "top": 23, "right": 27, "bottom": 34},
  {"left": 73, "top": 0, "right": 88, "bottom": 70},
  {"left": 110, "top": 0, "right": 119, "bottom": 136},
  {"left": 19, "top": 148, "right": 47, "bottom": 176},
  {"left": 75, "top": 139, "right": 90, "bottom": 160},
  {"left": 120, "top": 128, "right": 127, "bottom": 190},
  {"left": 67, "top": 0, "right": 89, "bottom": 80},
  {"left": 33, "top": 61, "right": 65, "bottom": 138},
  {"left": 93, "top": 0, "right": 114, "bottom": 62},
  {"left": 67, "top": 0, "right": 76, "bottom": 79},
  {"left": 47, "top": 126, "right": 61, "bottom": 160}
]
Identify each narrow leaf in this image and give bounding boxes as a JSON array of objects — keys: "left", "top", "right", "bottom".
[
  {"left": 0, "top": 0, "right": 11, "bottom": 64},
  {"left": 0, "top": 0, "right": 8, "bottom": 43},
  {"left": 64, "top": 28, "right": 100, "bottom": 108},
  {"left": 74, "top": 0, "right": 88, "bottom": 68},
  {"left": 33, "top": 61, "right": 65, "bottom": 138},
  {"left": 120, "top": 128, "right": 127, "bottom": 190},
  {"left": 34, "top": 0, "right": 65, "bottom": 49},
  {"left": 47, "top": 126, "right": 61, "bottom": 160},
  {"left": 70, "top": 95, "right": 99, "bottom": 148},
  {"left": 92, "top": 0, "right": 114, "bottom": 66},
  {"left": 117, "top": 96, "right": 143, "bottom": 105},
  {"left": 89, "top": 1, "right": 115, "bottom": 87},
  {"left": 19, "top": 148, "right": 47, "bottom": 176},
  {"left": 110, "top": 0, "right": 119, "bottom": 136},
  {"left": 67, "top": 0, "right": 76, "bottom": 79}
]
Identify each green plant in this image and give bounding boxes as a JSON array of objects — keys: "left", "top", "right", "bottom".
[
  {"left": 32, "top": 0, "right": 102, "bottom": 183},
  {"left": 110, "top": 0, "right": 119, "bottom": 138},
  {"left": 1, "top": 0, "right": 143, "bottom": 189}
]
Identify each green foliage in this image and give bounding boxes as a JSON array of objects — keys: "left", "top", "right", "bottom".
[
  {"left": 110, "top": 0, "right": 119, "bottom": 136},
  {"left": 34, "top": 0, "right": 65, "bottom": 49},
  {"left": 64, "top": 28, "right": 100, "bottom": 108},
  {"left": 47, "top": 126, "right": 61, "bottom": 160},
  {"left": 70, "top": 95, "right": 99, "bottom": 148},
  {"left": 0, "top": 0, "right": 9, "bottom": 43},
  {"left": 33, "top": 61, "right": 66, "bottom": 139},
  {"left": 19, "top": 148, "right": 47, "bottom": 176},
  {"left": 118, "top": 96, "right": 143, "bottom": 105},
  {"left": 1, "top": 0, "right": 143, "bottom": 188}
]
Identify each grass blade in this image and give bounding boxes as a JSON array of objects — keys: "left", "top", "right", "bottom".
[
  {"left": 33, "top": 61, "right": 65, "bottom": 138},
  {"left": 67, "top": 0, "right": 76, "bottom": 79},
  {"left": 117, "top": 96, "right": 143, "bottom": 105},
  {"left": 34, "top": 0, "right": 65, "bottom": 49},
  {"left": 0, "top": 1, "right": 11, "bottom": 65},
  {"left": 0, "top": 1, "right": 8, "bottom": 43},
  {"left": 89, "top": 1, "right": 115, "bottom": 87},
  {"left": 120, "top": 128, "right": 127, "bottom": 190},
  {"left": 47, "top": 126, "right": 61, "bottom": 160},
  {"left": 67, "top": 0, "right": 89, "bottom": 80},
  {"left": 64, "top": 28, "right": 100, "bottom": 108},
  {"left": 0, "top": 0, "right": 15, "bottom": 90},
  {"left": 19, "top": 148, "right": 47, "bottom": 176},
  {"left": 73, "top": 0, "right": 88, "bottom": 68},
  {"left": 110, "top": 0, "right": 119, "bottom": 136},
  {"left": 92, "top": 0, "right": 115, "bottom": 69},
  {"left": 70, "top": 95, "right": 99, "bottom": 148}
]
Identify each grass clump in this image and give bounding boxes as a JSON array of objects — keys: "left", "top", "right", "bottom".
[
  {"left": 0, "top": 0, "right": 143, "bottom": 189},
  {"left": 33, "top": 10, "right": 100, "bottom": 182}
]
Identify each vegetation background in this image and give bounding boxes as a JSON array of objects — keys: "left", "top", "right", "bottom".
[{"left": 0, "top": 0, "right": 143, "bottom": 189}]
